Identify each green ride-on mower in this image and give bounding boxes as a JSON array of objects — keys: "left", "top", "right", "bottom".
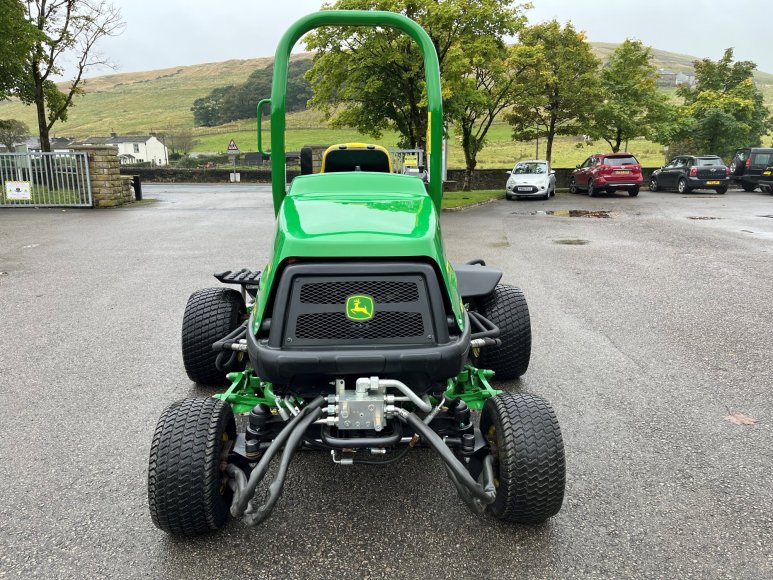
[{"left": 147, "top": 10, "right": 565, "bottom": 537}]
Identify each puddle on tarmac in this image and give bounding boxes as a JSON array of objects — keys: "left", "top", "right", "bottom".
[
  {"left": 514, "top": 209, "right": 611, "bottom": 218},
  {"left": 553, "top": 239, "right": 590, "bottom": 245},
  {"left": 687, "top": 216, "right": 721, "bottom": 220}
]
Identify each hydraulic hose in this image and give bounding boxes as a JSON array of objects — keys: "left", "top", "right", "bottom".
[
  {"left": 396, "top": 409, "right": 496, "bottom": 506},
  {"left": 379, "top": 379, "right": 432, "bottom": 412},
  {"left": 320, "top": 422, "right": 403, "bottom": 448},
  {"left": 214, "top": 322, "right": 248, "bottom": 372},
  {"left": 229, "top": 396, "right": 325, "bottom": 517},
  {"left": 242, "top": 406, "right": 322, "bottom": 526},
  {"left": 352, "top": 444, "right": 411, "bottom": 466}
]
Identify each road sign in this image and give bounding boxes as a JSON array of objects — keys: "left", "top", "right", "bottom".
[{"left": 226, "top": 139, "right": 240, "bottom": 155}]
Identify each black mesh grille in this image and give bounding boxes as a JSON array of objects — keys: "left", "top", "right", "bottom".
[
  {"left": 295, "top": 311, "right": 424, "bottom": 340},
  {"left": 300, "top": 280, "right": 419, "bottom": 304}
]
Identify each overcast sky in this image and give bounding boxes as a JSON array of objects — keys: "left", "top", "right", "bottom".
[{"left": 91, "top": 0, "right": 773, "bottom": 76}]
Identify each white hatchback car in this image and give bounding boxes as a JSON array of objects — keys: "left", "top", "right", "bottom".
[{"left": 505, "top": 160, "right": 556, "bottom": 200}]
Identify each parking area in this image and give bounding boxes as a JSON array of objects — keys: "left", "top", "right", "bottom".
[{"left": 1, "top": 183, "right": 771, "bottom": 578}]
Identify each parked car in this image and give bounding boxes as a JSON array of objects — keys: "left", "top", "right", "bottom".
[
  {"left": 728, "top": 147, "right": 773, "bottom": 192},
  {"left": 649, "top": 155, "right": 729, "bottom": 194},
  {"left": 569, "top": 153, "right": 643, "bottom": 197},
  {"left": 759, "top": 166, "right": 773, "bottom": 193},
  {"left": 505, "top": 159, "right": 556, "bottom": 200}
]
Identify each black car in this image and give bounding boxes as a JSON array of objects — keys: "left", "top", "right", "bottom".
[
  {"left": 728, "top": 147, "right": 773, "bottom": 192},
  {"left": 759, "top": 166, "right": 773, "bottom": 193},
  {"left": 649, "top": 155, "right": 729, "bottom": 194}
]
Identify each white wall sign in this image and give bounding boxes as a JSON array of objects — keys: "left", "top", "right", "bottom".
[{"left": 5, "top": 181, "right": 32, "bottom": 200}]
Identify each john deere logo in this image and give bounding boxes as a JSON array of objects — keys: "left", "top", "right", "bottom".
[{"left": 346, "top": 294, "right": 375, "bottom": 321}]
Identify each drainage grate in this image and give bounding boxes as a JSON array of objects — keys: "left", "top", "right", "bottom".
[{"left": 687, "top": 216, "right": 720, "bottom": 220}]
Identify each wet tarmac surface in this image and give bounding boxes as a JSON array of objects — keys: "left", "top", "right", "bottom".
[{"left": 1, "top": 184, "right": 772, "bottom": 579}]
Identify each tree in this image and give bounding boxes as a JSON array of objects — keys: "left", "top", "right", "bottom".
[
  {"left": 162, "top": 129, "right": 199, "bottom": 156},
  {"left": 668, "top": 48, "right": 771, "bottom": 158},
  {"left": 14, "top": 1, "right": 124, "bottom": 152},
  {"left": 0, "top": 0, "right": 39, "bottom": 100},
  {"left": 448, "top": 43, "right": 536, "bottom": 190},
  {"left": 305, "top": 0, "right": 526, "bottom": 152},
  {"left": 505, "top": 20, "right": 601, "bottom": 164},
  {"left": 0, "top": 119, "right": 30, "bottom": 151},
  {"left": 192, "top": 60, "right": 312, "bottom": 127},
  {"left": 587, "top": 39, "right": 674, "bottom": 152}
]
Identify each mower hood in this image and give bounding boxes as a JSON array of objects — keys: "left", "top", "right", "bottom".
[{"left": 276, "top": 172, "right": 440, "bottom": 258}]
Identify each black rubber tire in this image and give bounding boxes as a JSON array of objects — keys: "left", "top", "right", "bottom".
[
  {"left": 729, "top": 160, "right": 744, "bottom": 176},
  {"left": 628, "top": 186, "right": 640, "bottom": 197},
  {"left": 677, "top": 178, "right": 690, "bottom": 194},
  {"left": 473, "top": 285, "right": 531, "bottom": 380},
  {"left": 148, "top": 397, "right": 236, "bottom": 537},
  {"left": 649, "top": 177, "right": 659, "bottom": 192},
  {"left": 506, "top": 193, "right": 513, "bottom": 200},
  {"left": 742, "top": 182, "right": 757, "bottom": 192},
  {"left": 716, "top": 186, "right": 728, "bottom": 194},
  {"left": 569, "top": 178, "right": 577, "bottom": 194},
  {"left": 182, "top": 288, "right": 246, "bottom": 387},
  {"left": 480, "top": 392, "right": 565, "bottom": 524},
  {"left": 587, "top": 179, "right": 596, "bottom": 197}
]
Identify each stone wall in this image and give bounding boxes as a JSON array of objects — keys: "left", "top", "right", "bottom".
[
  {"left": 120, "top": 167, "right": 301, "bottom": 183},
  {"left": 121, "top": 165, "right": 658, "bottom": 191},
  {"left": 72, "top": 146, "right": 133, "bottom": 207}
]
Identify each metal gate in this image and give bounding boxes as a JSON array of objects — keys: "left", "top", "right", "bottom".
[
  {"left": 390, "top": 149, "right": 425, "bottom": 175},
  {"left": 0, "top": 151, "right": 92, "bottom": 208}
]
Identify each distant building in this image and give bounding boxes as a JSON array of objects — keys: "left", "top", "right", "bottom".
[
  {"left": 657, "top": 69, "right": 696, "bottom": 87},
  {"left": 76, "top": 133, "right": 168, "bottom": 165},
  {"left": 656, "top": 69, "right": 678, "bottom": 87},
  {"left": 50, "top": 137, "right": 73, "bottom": 151}
]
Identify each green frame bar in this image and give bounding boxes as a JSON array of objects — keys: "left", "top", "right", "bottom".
[
  {"left": 256, "top": 98, "right": 271, "bottom": 155},
  {"left": 269, "top": 10, "right": 444, "bottom": 215}
]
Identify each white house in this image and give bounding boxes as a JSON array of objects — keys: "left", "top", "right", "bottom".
[{"left": 78, "top": 133, "right": 168, "bottom": 166}]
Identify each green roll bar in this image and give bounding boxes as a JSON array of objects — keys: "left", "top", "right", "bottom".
[
  {"left": 266, "top": 10, "right": 444, "bottom": 215},
  {"left": 256, "top": 98, "right": 271, "bottom": 156}
]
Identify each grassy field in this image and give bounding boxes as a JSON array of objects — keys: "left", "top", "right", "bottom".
[
  {"left": 1, "top": 43, "right": 771, "bottom": 168},
  {"left": 193, "top": 112, "right": 671, "bottom": 167}
]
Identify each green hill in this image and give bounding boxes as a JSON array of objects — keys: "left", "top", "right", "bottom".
[
  {"left": 591, "top": 42, "right": 773, "bottom": 84},
  {"left": 0, "top": 53, "right": 314, "bottom": 137}
]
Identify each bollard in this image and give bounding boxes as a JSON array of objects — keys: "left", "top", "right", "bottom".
[{"left": 131, "top": 175, "right": 142, "bottom": 200}]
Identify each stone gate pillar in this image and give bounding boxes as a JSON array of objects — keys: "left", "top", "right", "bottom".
[{"left": 71, "top": 146, "right": 133, "bottom": 207}]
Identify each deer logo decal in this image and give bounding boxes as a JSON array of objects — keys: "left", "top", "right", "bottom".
[{"left": 345, "top": 294, "right": 375, "bottom": 321}]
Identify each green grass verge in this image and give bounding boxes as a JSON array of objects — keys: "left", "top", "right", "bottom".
[{"left": 442, "top": 189, "right": 503, "bottom": 210}]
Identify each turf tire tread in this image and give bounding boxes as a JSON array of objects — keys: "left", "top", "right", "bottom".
[
  {"left": 148, "top": 397, "right": 235, "bottom": 536},
  {"left": 476, "top": 285, "right": 531, "bottom": 379},
  {"left": 482, "top": 392, "right": 565, "bottom": 523},
  {"left": 182, "top": 287, "right": 245, "bottom": 386}
]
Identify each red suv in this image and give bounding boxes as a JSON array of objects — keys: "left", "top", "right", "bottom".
[{"left": 570, "top": 153, "right": 644, "bottom": 197}]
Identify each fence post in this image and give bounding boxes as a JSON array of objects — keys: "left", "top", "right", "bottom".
[{"left": 71, "top": 146, "right": 133, "bottom": 207}]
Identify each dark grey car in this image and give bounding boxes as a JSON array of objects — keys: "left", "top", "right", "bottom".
[
  {"left": 728, "top": 148, "right": 773, "bottom": 192},
  {"left": 650, "top": 155, "right": 729, "bottom": 194}
]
